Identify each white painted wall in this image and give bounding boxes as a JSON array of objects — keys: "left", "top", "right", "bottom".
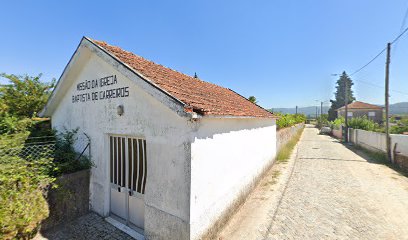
[
  {"left": 349, "top": 128, "right": 408, "bottom": 157},
  {"left": 49, "top": 42, "right": 278, "bottom": 239},
  {"left": 391, "top": 134, "right": 408, "bottom": 156},
  {"left": 189, "top": 118, "right": 276, "bottom": 239},
  {"left": 51, "top": 48, "right": 192, "bottom": 239},
  {"left": 349, "top": 129, "right": 387, "bottom": 152}
]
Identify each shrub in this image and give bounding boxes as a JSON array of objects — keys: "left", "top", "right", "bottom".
[
  {"left": 348, "top": 116, "right": 381, "bottom": 132},
  {"left": 316, "top": 114, "right": 329, "bottom": 128},
  {"left": 330, "top": 117, "right": 345, "bottom": 130},
  {"left": 330, "top": 116, "right": 384, "bottom": 132},
  {"left": 0, "top": 115, "right": 33, "bottom": 135},
  {"left": 0, "top": 127, "right": 92, "bottom": 239},
  {"left": 0, "top": 156, "right": 53, "bottom": 239},
  {"left": 276, "top": 113, "right": 306, "bottom": 129},
  {"left": 390, "top": 119, "right": 408, "bottom": 134},
  {"left": 0, "top": 132, "right": 31, "bottom": 153},
  {"left": 53, "top": 128, "right": 92, "bottom": 176}
]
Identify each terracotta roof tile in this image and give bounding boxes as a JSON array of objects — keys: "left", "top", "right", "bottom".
[
  {"left": 91, "top": 39, "right": 276, "bottom": 118},
  {"left": 337, "top": 101, "right": 383, "bottom": 110}
]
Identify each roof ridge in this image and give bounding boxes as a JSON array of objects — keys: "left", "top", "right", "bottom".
[
  {"left": 87, "top": 37, "right": 276, "bottom": 118},
  {"left": 91, "top": 39, "right": 231, "bottom": 91},
  {"left": 337, "top": 100, "right": 382, "bottom": 110},
  {"left": 227, "top": 88, "right": 273, "bottom": 115}
]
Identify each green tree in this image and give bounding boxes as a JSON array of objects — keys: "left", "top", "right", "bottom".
[
  {"left": 328, "top": 71, "right": 355, "bottom": 120},
  {"left": 248, "top": 96, "right": 257, "bottom": 104},
  {"left": 0, "top": 73, "right": 55, "bottom": 118}
]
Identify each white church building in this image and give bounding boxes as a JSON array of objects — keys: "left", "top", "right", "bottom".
[{"left": 41, "top": 37, "right": 277, "bottom": 240}]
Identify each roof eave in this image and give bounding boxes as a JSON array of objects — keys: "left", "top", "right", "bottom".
[
  {"left": 200, "top": 114, "right": 278, "bottom": 119},
  {"left": 41, "top": 36, "right": 195, "bottom": 119},
  {"left": 39, "top": 37, "right": 87, "bottom": 117}
]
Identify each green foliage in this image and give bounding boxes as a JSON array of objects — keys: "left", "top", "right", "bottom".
[
  {"left": 328, "top": 71, "right": 356, "bottom": 120},
  {"left": 0, "top": 128, "right": 92, "bottom": 239},
  {"left": 348, "top": 116, "right": 382, "bottom": 132},
  {"left": 0, "top": 115, "right": 33, "bottom": 135},
  {"left": 390, "top": 119, "right": 408, "bottom": 134},
  {"left": 248, "top": 96, "right": 257, "bottom": 104},
  {"left": 0, "top": 132, "right": 30, "bottom": 155},
  {"left": 53, "top": 128, "right": 93, "bottom": 176},
  {"left": 0, "top": 73, "right": 91, "bottom": 239},
  {"left": 0, "top": 156, "right": 53, "bottom": 239},
  {"left": 316, "top": 114, "right": 329, "bottom": 128},
  {"left": 0, "top": 73, "right": 55, "bottom": 118},
  {"left": 276, "top": 113, "right": 306, "bottom": 129},
  {"left": 330, "top": 117, "right": 345, "bottom": 130},
  {"left": 330, "top": 116, "right": 384, "bottom": 132}
]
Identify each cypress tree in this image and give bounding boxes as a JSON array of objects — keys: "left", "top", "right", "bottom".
[{"left": 328, "top": 71, "right": 355, "bottom": 120}]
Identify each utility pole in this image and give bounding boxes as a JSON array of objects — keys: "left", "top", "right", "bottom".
[
  {"left": 320, "top": 101, "right": 323, "bottom": 124},
  {"left": 344, "top": 76, "right": 348, "bottom": 143},
  {"left": 385, "top": 42, "right": 392, "bottom": 162},
  {"left": 295, "top": 106, "right": 298, "bottom": 115}
]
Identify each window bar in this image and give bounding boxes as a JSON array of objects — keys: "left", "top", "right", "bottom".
[
  {"left": 110, "top": 136, "right": 113, "bottom": 184},
  {"left": 141, "top": 139, "right": 146, "bottom": 194},
  {"left": 136, "top": 138, "right": 141, "bottom": 193},
  {"left": 113, "top": 137, "right": 117, "bottom": 185},
  {"left": 118, "top": 137, "right": 121, "bottom": 186},
  {"left": 116, "top": 137, "right": 119, "bottom": 187},
  {"left": 122, "top": 138, "right": 126, "bottom": 187},
  {"left": 131, "top": 138, "right": 135, "bottom": 192}
]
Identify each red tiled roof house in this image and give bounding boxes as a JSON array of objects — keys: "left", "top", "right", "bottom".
[
  {"left": 336, "top": 101, "right": 383, "bottom": 123},
  {"left": 40, "top": 37, "right": 278, "bottom": 240}
]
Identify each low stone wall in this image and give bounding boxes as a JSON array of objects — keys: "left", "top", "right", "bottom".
[
  {"left": 277, "top": 123, "right": 305, "bottom": 152},
  {"left": 41, "top": 169, "right": 90, "bottom": 230}
]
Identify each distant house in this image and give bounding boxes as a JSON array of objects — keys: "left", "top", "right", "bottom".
[{"left": 336, "top": 101, "right": 383, "bottom": 123}]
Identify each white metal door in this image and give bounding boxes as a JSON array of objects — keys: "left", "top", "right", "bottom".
[{"left": 110, "top": 136, "right": 147, "bottom": 230}]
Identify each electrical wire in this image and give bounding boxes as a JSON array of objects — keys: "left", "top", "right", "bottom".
[
  {"left": 353, "top": 78, "right": 408, "bottom": 96},
  {"left": 391, "top": 25, "right": 408, "bottom": 44},
  {"left": 393, "top": 4, "right": 408, "bottom": 52},
  {"left": 349, "top": 23, "right": 408, "bottom": 77},
  {"left": 349, "top": 48, "right": 386, "bottom": 76}
]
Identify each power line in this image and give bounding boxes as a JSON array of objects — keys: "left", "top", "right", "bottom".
[
  {"left": 400, "top": 5, "right": 408, "bottom": 33},
  {"left": 394, "top": 4, "right": 408, "bottom": 52},
  {"left": 391, "top": 25, "right": 408, "bottom": 44},
  {"left": 349, "top": 48, "right": 386, "bottom": 76},
  {"left": 353, "top": 78, "right": 408, "bottom": 96},
  {"left": 350, "top": 24, "right": 408, "bottom": 77}
]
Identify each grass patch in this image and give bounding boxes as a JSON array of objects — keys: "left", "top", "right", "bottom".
[
  {"left": 263, "top": 170, "right": 281, "bottom": 186},
  {"left": 353, "top": 145, "right": 388, "bottom": 163},
  {"left": 350, "top": 145, "right": 408, "bottom": 177},
  {"left": 276, "top": 128, "right": 304, "bottom": 163}
]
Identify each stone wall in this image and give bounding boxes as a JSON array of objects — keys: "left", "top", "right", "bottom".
[
  {"left": 42, "top": 169, "right": 90, "bottom": 230},
  {"left": 276, "top": 123, "right": 305, "bottom": 152}
]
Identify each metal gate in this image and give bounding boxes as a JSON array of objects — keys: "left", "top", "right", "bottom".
[{"left": 109, "top": 136, "right": 147, "bottom": 230}]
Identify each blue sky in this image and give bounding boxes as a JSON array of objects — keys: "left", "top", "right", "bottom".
[{"left": 1, "top": 1, "right": 408, "bottom": 108}]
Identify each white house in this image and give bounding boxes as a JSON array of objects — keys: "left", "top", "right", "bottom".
[{"left": 40, "top": 37, "right": 277, "bottom": 240}]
